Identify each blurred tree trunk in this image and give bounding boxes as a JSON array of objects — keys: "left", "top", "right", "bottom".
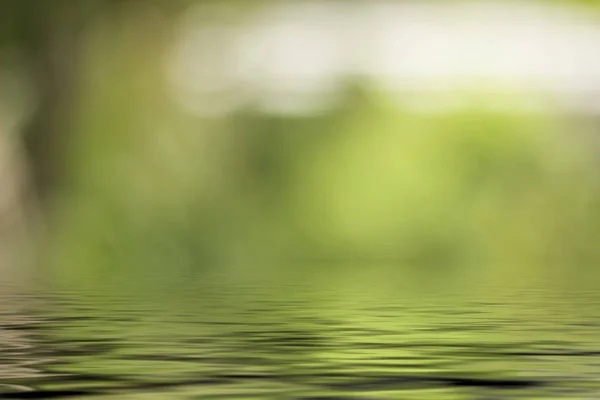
[
  {"left": 19, "top": 1, "right": 182, "bottom": 217},
  {"left": 19, "top": 2, "right": 87, "bottom": 215}
]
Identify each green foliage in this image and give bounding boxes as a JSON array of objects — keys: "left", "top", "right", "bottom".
[
  {"left": 49, "top": 77, "right": 600, "bottom": 291},
  {"left": 28, "top": 2, "right": 600, "bottom": 292}
]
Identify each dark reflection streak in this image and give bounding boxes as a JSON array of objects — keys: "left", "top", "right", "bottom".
[
  {"left": 1, "top": 390, "right": 100, "bottom": 399},
  {"left": 0, "top": 374, "right": 548, "bottom": 398},
  {"left": 498, "top": 350, "right": 600, "bottom": 356},
  {"left": 15, "top": 373, "right": 134, "bottom": 384},
  {"left": 320, "top": 376, "right": 545, "bottom": 390}
]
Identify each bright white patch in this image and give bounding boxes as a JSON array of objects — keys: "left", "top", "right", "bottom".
[{"left": 170, "top": 1, "right": 600, "bottom": 115}]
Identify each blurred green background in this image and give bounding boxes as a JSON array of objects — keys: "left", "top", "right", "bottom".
[{"left": 1, "top": 0, "right": 600, "bottom": 296}]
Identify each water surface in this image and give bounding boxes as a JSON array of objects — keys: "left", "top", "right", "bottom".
[{"left": 1, "top": 280, "right": 599, "bottom": 399}]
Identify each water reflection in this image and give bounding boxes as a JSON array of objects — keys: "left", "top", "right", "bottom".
[{"left": 1, "top": 282, "right": 599, "bottom": 399}]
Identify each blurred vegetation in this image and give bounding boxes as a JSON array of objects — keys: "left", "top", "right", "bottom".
[{"left": 1, "top": 0, "right": 600, "bottom": 294}]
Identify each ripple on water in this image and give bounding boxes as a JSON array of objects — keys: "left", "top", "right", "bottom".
[{"left": 0, "top": 284, "right": 599, "bottom": 399}]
